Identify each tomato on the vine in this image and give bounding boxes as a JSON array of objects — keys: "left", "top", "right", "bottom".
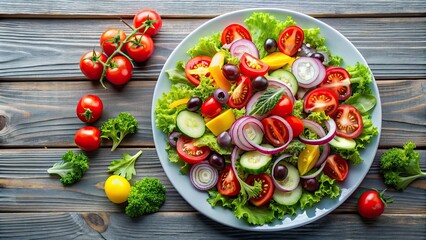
[
  {"left": 261, "top": 117, "right": 290, "bottom": 147},
  {"left": 184, "top": 56, "right": 211, "bottom": 86},
  {"left": 133, "top": 9, "right": 162, "bottom": 36},
  {"left": 239, "top": 52, "right": 269, "bottom": 79},
  {"left": 358, "top": 189, "right": 392, "bottom": 219},
  {"left": 76, "top": 94, "right": 103, "bottom": 123},
  {"left": 176, "top": 135, "right": 210, "bottom": 164},
  {"left": 284, "top": 115, "right": 304, "bottom": 137},
  {"left": 320, "top": 66, "right": 352, "bottom": 100},
  {"left": 221, "top": 24, "right": 252, "bottom": 45},
  {"left": 270, "top": 95, "right": 294, "bottom": 118},
  {"left": 79, "top": 50, "right": 107, "bottom": 81},
  {"left": 201, "top": 96, "right": 222, "bottom": 118},
  {"left": 125, "top": 34, "right": 154, "bottom": 62},
  {"left": 74, "top": 126, "right": 101, "bottom": 151},
  {"left": 333, "top": 104, "right": 364, "bottom": 139},
  {"left": 324, "top": 154, "right": 349, "bottom": 182},
  {"left": 100, "top": 28, "right": 126, "bottom": 56},
  {"left": 106, "top": 56, "right": 133, "bottom": 85},
  {"left": 278, "top": 26, "right": 304, "bottom": 56},
  {"left": 246, "top": 174, "right": 274, "bottom": 206},
  {"left": 217, "top": 166, "right": 241, "bottom": 196},
  {"left": 303, "top": 87, "right": 339, "bottom": 116}
]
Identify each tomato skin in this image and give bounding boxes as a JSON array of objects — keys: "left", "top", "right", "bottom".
[
  {"left": 239, "top": 53, "right": 269, "bottom": 79},
  {"left": 278, "top": 26, "right": 304, "bottom": 56},
  {"left": 74, "top": 126, "right": 101, "bottom": 151},
  {"left": 245, "top": 174, "right": 274, "bottom": 207},
  {"left": 104, "top": 175, "right": 131, "bottom": 204},
  {"left": 76, "top": 94, "right": 103, "bottom": 123},
  {"left": 201, "top": 96, "right": 222, "bottom": 118},
  {"left": 79, "top": 51, "right": 107, "bottom": 81},
  {"left": 227, "top": 75, "right": 253, "bottom": 109},
  {"left": 100, "top": 28, "right": 126, "bottom": 56},
  {"left": 106, "top": 56, "right": 133, "bottom": 85},
  {"left": 221, "top": 24, "right": 252, "bottom": 45},
  {"left": 358, "top": 189, "right": 388, "bottom": 218},
  {"left": 217, "top": 166, "right": 241, "bottom": 196},
  {"left": 320, "top": 66, "right": 352, "bottom": 100},
  {"left": 133, "top": 9, "right": 162, "bottom": 36},
  {"left": 176, "top": 135, "right": 210, "bottom": 164},
  {"left": 261, "top": 117, "right": 290, "bottom": 147},
  {"left": 270, "top": 95, "right": 294, "bottom": 118},
  {"left": 125, "top": 34, "right": 154, "bottom": 62},
  {"left": 184, "top": 56, "right": 211, "bottom": 86},
  {"left": 303, "top": 87, "right": 339, "bottom": 116},
  {"left": 284, "top": 116, "right": 304, "bottom": 137},
  {"left": 324, "top": 154, "right": 349, "bottom": 182},
  {"left": 333, "top": 104, "right": 364, "bottom": 139}
]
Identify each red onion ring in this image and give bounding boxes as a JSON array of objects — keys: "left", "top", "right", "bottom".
[
  {"left": 230, "top": 117, "right": 257, "bottom": 151},
  {"left": 300, "top": 161, "right": 327, "bottom": 179},
  {"left": 189, "top": 162, "right": 218, "bottom": 191},
  {"left": 315, "top": 143, "right": 330, "bottom": 168},
  {"left": 229, "top": 39, "right": 259, "bottom": 59},
  {"left": 292, "top": 57, "right": 326, "bottom": 89},
  {"left": 267, "top": 79, "right": 296, "bottom": 103},
  {"left": 299, "top": 119, "right": 336, "bottom": 145}
]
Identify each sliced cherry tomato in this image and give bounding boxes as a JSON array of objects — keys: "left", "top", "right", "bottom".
[
  {"left": 100, "top": 28, "right": 126, "bottom": 56},
  {"left": 324, "top": 154, "right": 349, "bottom": 182},
  {"left": 245, "top": 174, "right": 274, "bottom": 207},
  {"left": 239, "top": 52, "right": 269, "bottom": 79},
  {"left": 133, "top": 9, "right": 162, "bottom": 36},
  {"left": 201, "top": 96, "right": 222, "bottom": 118},
  {"left": 221, "top": 24, "right": 252, "bottom": 45},
  {"left": 261, "top": 117, "right": 290, "bottom": 147},
  {"left": 76, "top": 94, "right": 103, "bottom": 123},
  {"left": 358, "top": 189, "right": 392, "bottom": 219},
  {"left": 333, "top": 104, "right": 364, "bottom": 139},
  {"left": 106, "top": 56, "right": 133, "bottom": 85},
  {"left": 176, "top": 135, "right": 210, "bottom": 164},
  {"left": 320, "top": 66, "right": 352, "bottom": 100},
  {"left": 184, "top": 56, "right": 211, "bottom": 86},
  {"left": 284, "top": 115, "right": 304, "bottom": 138},
  {"left": 79, "top": 50, "right": 107, "bottom": 81},
  {"left": 125, "top": 34, "right": 154, "bottom": 62},
  {"left": 270, "top": 95, "right": 294, "bottom": 118},
  {"left": 74, "top": 126, "right": 101, "bottom": 151},
  {"left": 227, "top": 75, "right": 252, "bottom": 109},
  {"left": 278, "top": 26, "right": 304, "bottom": 56},
  {"left": 217, "top": 166, "right": 241, "bottom": 196},
  {"left": 303, "top": 87, "right": 339, "bottom": 116}
]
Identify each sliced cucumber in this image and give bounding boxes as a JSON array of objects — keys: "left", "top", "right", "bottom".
[
  {"left": 329, "top": 136, "right": 357, "bottom": 150},
  {"left": 273, "top": 183, "right": 302, "bottom": 206},
  {"left": 243, "top": 124, "right": 263, "bottom": 145},
  {"left": 274, "top": 161, "right": 300, "bottom": 191},
  {"left": 240, "top": 150, "right": 272, "bottom": 174},
  {"left": 176, "top": 110, "right": 205, "bottom": 139},
  {"left": 267, "top": 69, "right": 298, "bottom": 95}
]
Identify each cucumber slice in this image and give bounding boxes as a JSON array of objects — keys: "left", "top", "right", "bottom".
[
  {"left": 329, "top": 136, "right": 356, "bottom": 150},
  {"left": 243, "top": 123, "right": 263, "bottom": 145},
  {"left": 267, "top": 69, "right": 298, "bottom": 95},
  {"left": 273, "top": 183, "right": 302, "bottom": 206},
  {"left": 176, "top": 110, "right": 205, "bottom": 138},
  {"left": 240, "top": 150, "right": 272, "bottom": 174},
  {"left": 274, "top": 162, "right": 300, "bottom": 191}
]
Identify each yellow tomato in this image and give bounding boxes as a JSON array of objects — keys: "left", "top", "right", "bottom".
[
  {"left": 104, "top": 175, "right": 131, "bottom": 204},
  {"left": 298, "top": 144, "right": 320, "bottom": 175}
]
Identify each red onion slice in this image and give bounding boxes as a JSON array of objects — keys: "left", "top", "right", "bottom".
[
  {"left": 229, "top": 39, "right": 259, "bottom": 59},
  {"left": 292, "top": 57, "right": 326, "bottom": 89},
  {"left": 300, "top": 161, "right": 327, "bottom": 179},
  {"left": 315, "top": 143, "right": 330, "bottom": 168},
  {"left": 190, "top": 162, "right": 219, "bottom": 191},
  {"left": 267, "top": 79, "right": 296, "bottom": 103},
  {"left": 230, "top": 117, "right": 256, "bottom": 151},
  {"left": 299, "top": 119, "right": 336, "bottom": 145},
  {"left": 245, "top": 91, "right": 268, "bottom": 120}
]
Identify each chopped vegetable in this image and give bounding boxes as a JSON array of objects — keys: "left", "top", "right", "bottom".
[
  {"left": 168, "top": 98, "right": 190, "bottom": 109},
  {"left": 47, "top": 150, "right": 89, "bottom": 185},
  {"left": 100, "top": 112, "right": 138, "bottom": 151},
  {"left": 107, "top": 150, "right": 143, "bottom": 181},
  {"left": 205, "top": 109, "right": 236, "bottom": 136},
  {"left": 125, "top": 177, "right": 166, "bottom": 217}
]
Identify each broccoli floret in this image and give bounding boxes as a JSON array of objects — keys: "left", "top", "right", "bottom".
[
  {"left": 380, "top": 142, "right": 425, "bottom": 190},
  {"left": 100, "top": 112, "right": 138, "bottom": 151},
  {"left": 47, "top": 150, "right": 89, "bottom": 185},
  {"left": 125, "top": 177, "right": 166, "bottom": 217}
]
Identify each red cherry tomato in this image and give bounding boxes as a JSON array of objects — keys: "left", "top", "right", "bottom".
[
  {"left": 320, "top": 66, "right": 352, "bottom": 100},
  {"left": 278, "top": 26, "right": 304, "bottom": 56},
  {"left": 74, "top": 126, "right": 101, "bottom": 151},
  {"left": 125, "top": 34, "right": 154, "bottom": 62},
  {"left": 239, "top": 52, "right": 269, "bottom": 79},
  {"left": 217, "top": 166, "right": 241, "bottom": 196},
  {"left": 303, "top": 87, "right": 339, "bottom": 116},
  {"left": 76, "top": 94, "right": 103, "bottom": 123},
  {"left": 333, "top": 104, "right": 364, "bottom": 139},
  {"left": 106, "top": 56, "right": 133, "bottom": 85},
  {"left": 201, "top": 96, "right": 222, "bottom": 118},
  {"left": 284, "top": 115, "right": 304, "bottom": 137},
  {"left": 270, "top": 95, "right": 294, "bottom": 118},
  {"left": 133, "top": 9, "right": 162, "bottom": 36},
  {"left": 358, "top": 189, "right": 392, "bottom": 219},
  {"left": 227, "top": 75, "right": 253, "bottom": 109},
  {"left": 324, "top": 154, "right": 349, "bottom": 182},
  {"left": 99, "top": 28, "right": 126, "bottom": 56},
  {"left": 245, "top": 174, "right": 274, "bottom": 207},
  {"left": 221, "top": 24, "right": 252, "bottom": 45},
  {"left": 184, "top": 56, "right": 211, "bottom": 86},
  {"left": 176, "top": 135, "right": 210, "bottom": 164},
  {"left": 261, "top": 117, "right": 290, "bottom": 147},
  {"left": 79, "top": 51, "right": 107, "bottom": 81}
]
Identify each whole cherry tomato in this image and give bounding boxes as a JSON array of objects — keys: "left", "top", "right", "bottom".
[
  {"left": 74, "top": 126, "right": 101, "bottom": 151},
  {"left": 270, "top": 95, "right": 294, "bottom": 118},
  {"left": 99, "top": 28, "right": 126, "bottom": 56},
  {"left": 201, "top": 96, "right": 222, "bottom": 118},
  {"left": 79, "top": 50, "right": 107, "bottom": 80},
  {"left": 358, "top": 189, "right": 393, "bottom": 219},
  {"left": 76, "top": 94, "right": 103, "bottom": 123},
  {"left": 125, "top": 34, "right": 155, "bottom": 62},
  {"left": 284, "top": 116, "right": 304, "bottom": 138},
  {"left": 106, "top": 56, "right": 133, "bottom": 85},
  {"left": 133, "top": 9, "right": 162, "bottom": 36}
]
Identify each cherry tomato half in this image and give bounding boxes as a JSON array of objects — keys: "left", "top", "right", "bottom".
[
  {"left": 125, "top": 34, "right": 154, "bottom": 62},
  {"left": 246, "top": 173, "right": 274, "bottom": 207},
  {"left": 239, "top": 52, "right": 269, "bottom": 79},
  {"left": 79, "top": 50, "right": 107, "bottom": 81},
  {"left": 217, "top": 166, "right": 241, "bottom": 196},
  {"left": 284, "top": 115, "right": 304, "bottom": 138},
  {"left": 74, "top": 126, "right": 101, "bottom": 151},
  {"left": 176, "top": 135, "right": 210, "bottom": 164},
  {"left": 100, "top": 28, "right": 126, "bottom": 56},
  {"left": 333, "top": 104, "right": 364, "bottom": 139},
  {"left": 358, "top": 189, "right": 392, "bottom": 219},
  {"left": 201, "top": 96, "right": 222, "bottom": 118},
  {"left": 221, "top": 24, "right": 252, "bottom": 45},
  {"left": 133, "top": 9, "right": 163, "bottom": 36},
  {"left": 303, "top": 87, "right": 339, "bottom": 116},
  {"left": 227, "top": 75, "right": 253, "bottom": 109},
  {"left": 320, "top": 66, "right": 352, "bottom": 100},
  {"left": 324, "top": 154, "right": 349, "bottom": 182},
  {"left": 261, "top": 117, "right": 290, "bottom": 147},
  {"left": 76, "top": 94, "right": 103, "bottom": 123},
  {"left": 106, "top": 56, "right": 133, "bottom": 85},
  {"left": 184, "top": 56, "right": 211, "bottom": 86},
  {"left": 270, "top": 95, "right": 294, "bottom": 118},
  {"left": 278, "top": 26, "right": 304, "bottom": 56}
]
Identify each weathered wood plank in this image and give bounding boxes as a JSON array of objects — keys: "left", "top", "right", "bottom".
[
  {"left": 0, "top": 18, "right": 425, "bottom": 80},
  {"left": 0, "top": 148, "right": 425, "bottom": 213},
  {"left": 0, "top": 80, "right": 424, "bottom": 148},
  {"left": 1, "top": 0, "right": 426, "bottom": 17}
]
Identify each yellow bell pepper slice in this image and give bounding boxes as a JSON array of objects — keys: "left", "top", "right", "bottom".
[
  {"left": 209, "top": 52, "right": 231, "bottom": 92},
  {"left": 168, "top": 98, "right": 190, "bottom": 109},
  {"left": 261, "top": 52, "right": 296, "bottom": 71},
  {"left": 205, "top": 109, "right": 235, "bottom": 136},
  {"left": 298, "top": 144, "right": 320, "bottom": 175}
]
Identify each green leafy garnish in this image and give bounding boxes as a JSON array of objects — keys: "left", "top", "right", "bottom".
[
  {"left": 249, "top": 88, "right": 284, "bottom": 116},
  {"left": 107, "top": 150, "right": 143, "bottom": 181}
]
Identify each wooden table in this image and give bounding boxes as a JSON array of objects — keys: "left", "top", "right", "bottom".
[{"left": 1, "top": 1, "right": 425, "bottom": 239}]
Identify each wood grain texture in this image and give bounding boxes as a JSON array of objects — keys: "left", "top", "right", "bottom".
[
  {"left": 0, "top": 18, "right": 425, "bottom": 80},
  {"left": 0, "top": 80, "right": 424, "bottom": 148}
]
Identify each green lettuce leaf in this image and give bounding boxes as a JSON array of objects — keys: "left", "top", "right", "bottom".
[
  {"left": 232, "top": 107, "right": 246, "bottom": 119},
  {"left": 291, "top": 99, "right": 304, "bottom": 119},
  {"left": 187, "top": 32, "right": 222, "bottom": 58},
  {"left": 207, "top": 190, "right": 234, "bottom": 209},
  {"left": 306, "top": 111, "right": 330, "bottom": 123},
  {"left": 344, "top": 92, "right": 377, "bottom": 114},
  {"left": 165, "top": 60, "right": 190, "bottom": 85},
  {"left": 346, "top": 62, "right": 374, "bottom": 94},
  {"left": 269, "top": 201, "right": 297, "bottom": 219},
  {"left": 276, "top": 139, "right": 306, "bottom": 166},
  {"left": 303, "top": 27, "right": 342, "bottom": 66},
  {"left": 193, "top": 132, "right": 232, "bottom": 155},
  {"left": 192, "top": 76, "right": 217, "bottom": 101},
  {"left": 299, "top": 173, "right": 340, "bottom": 210},
  {"left": 233, "top": 202, "right": 276, "bottom": 225}
]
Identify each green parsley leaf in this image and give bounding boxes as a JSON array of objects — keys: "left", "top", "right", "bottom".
[{"left": 249, "top": 88, "right": 284, "bottom": 116}]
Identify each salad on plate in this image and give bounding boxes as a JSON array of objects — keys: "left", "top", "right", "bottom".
[{"left": 155, "top": 11, "right": 379, "bottom": 225}]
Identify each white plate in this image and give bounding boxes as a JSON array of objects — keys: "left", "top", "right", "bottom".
[{"left": 151, "top": 8, "right": 382, "bottom": 231}]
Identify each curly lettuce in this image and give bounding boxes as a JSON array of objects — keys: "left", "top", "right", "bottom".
[
  {"left": 193, "top": 132, "right": 232, "bottom": 155},
  {"left": 187, "top": 32, "right": 222, "bottom": 58},
  {"left": 303, "top": 27, "right": 343, "bottom": 66}
]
